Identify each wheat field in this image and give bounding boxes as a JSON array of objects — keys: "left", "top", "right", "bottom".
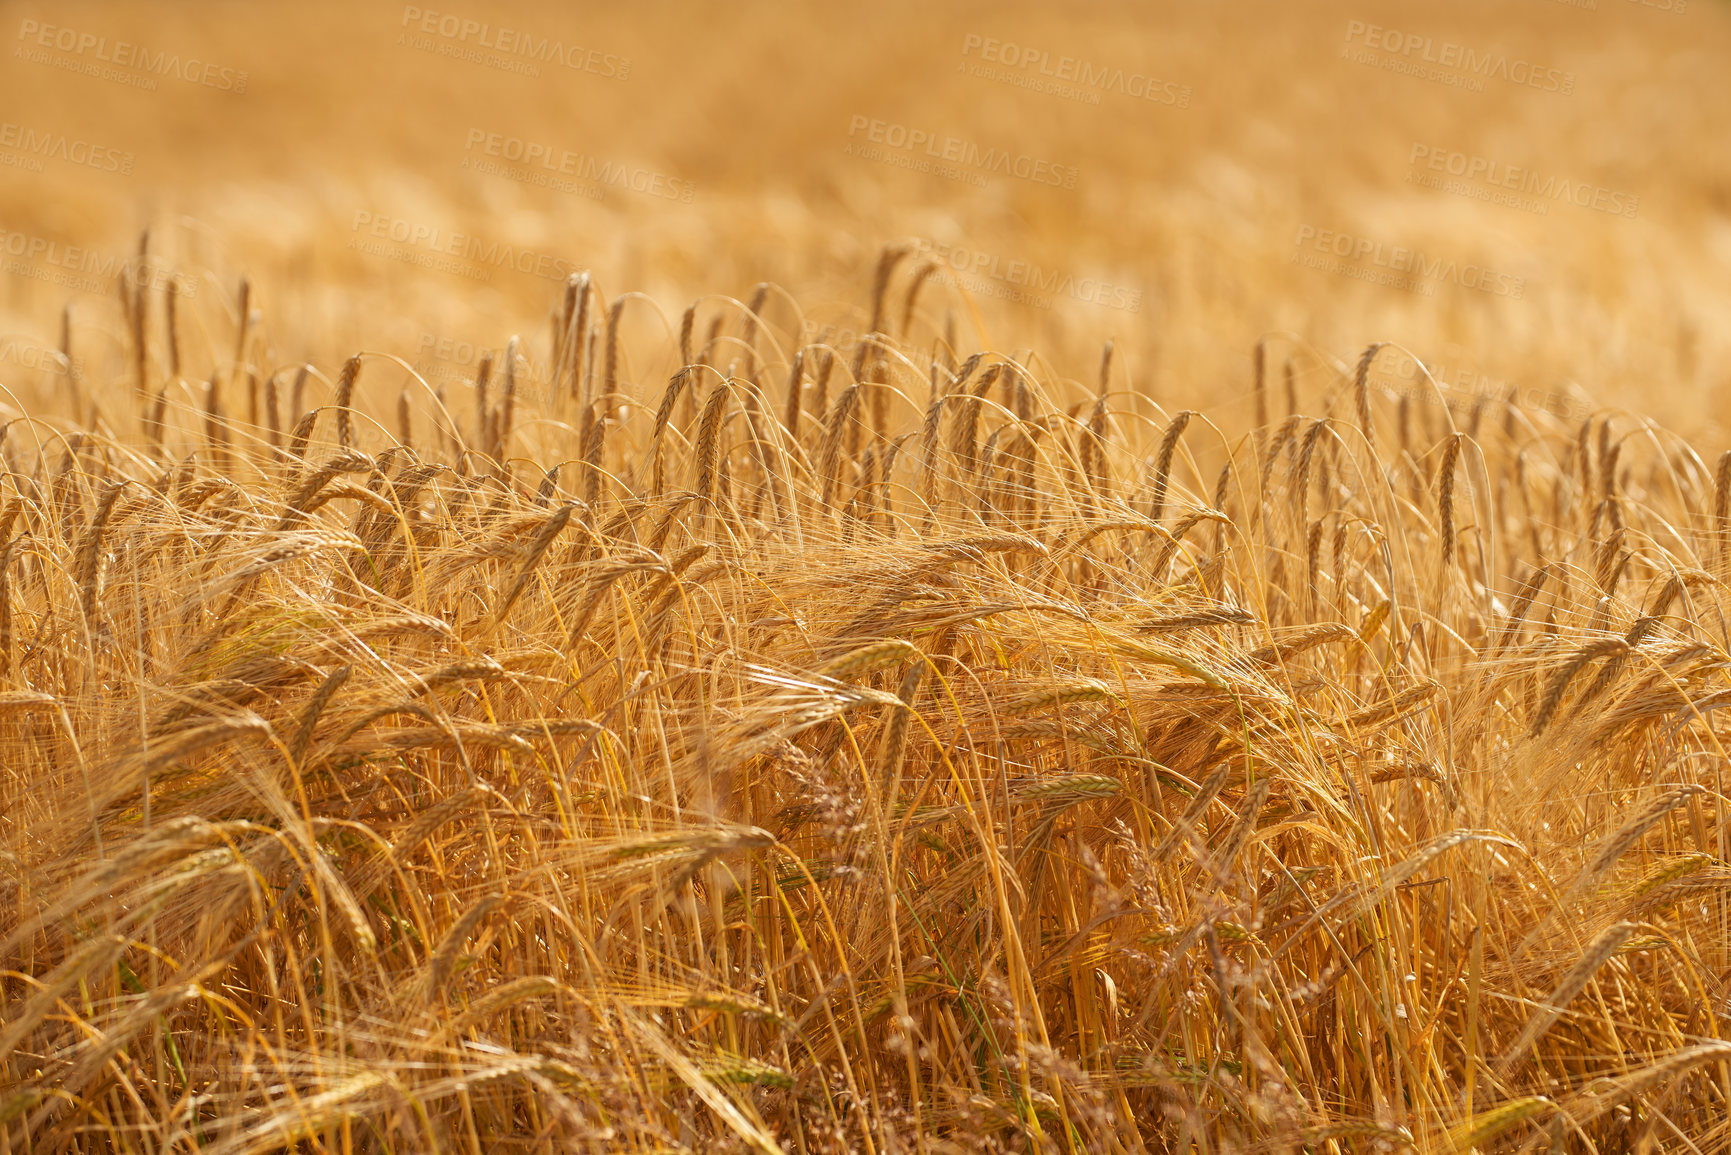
[
  {"left": 1, "top": 250, "right": 1729, "bottom": 1151},
  {"left": 4, "top": 1, "right": 1731, "bottom": 1152}
]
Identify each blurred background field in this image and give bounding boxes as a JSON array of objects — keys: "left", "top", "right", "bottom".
[{"left": 1, "top": 0, "right": 1728, "bottom": 437}]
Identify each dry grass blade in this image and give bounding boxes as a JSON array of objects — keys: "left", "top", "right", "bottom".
[
  {"left": 73, "top": 479, "right": 126, "bottom": 620},
  {"left": 624, "top": 1009, "right": 789, "bottom": 1155},
  {"left": 694, "top": 380, "right": 730, "bottom": 507},
  {"left": 203, "top": 1072, "right": 391, "bottom": 1155},
  {"left": 1136, "top": 605, "right": 1256, "bottom": 633},
  {"left": 1497, "top": 921, "right": 1638, "bottom": 1076},
  {"left": 0, "top": 689, "right": 57, "bottom": 712},
  {"left": 334, "top": 354, "right": 360, "bottom": 450},
  {"left": 0, "top": 934, "right": 129, "bottom": 1064},
  {"left": 1568, "top": 784, "right": 1703, "bottom": 901},
  {"left": 1250, "top": 622, "right": 1357, "bottom": 667},
  {"left": 819, "top": 638, "right": 922, "bottom": 680},
  {"left": 490, "top": 503, "right": 574, "bottom": 629},
  {"left": 1148, "top": 410, "right": 1193, "bottom": 522},
  {"left": 1529, "top": 638, "right": 1629, "bottom": 737},
  {"left": 1353, "top": 343, "right": 1384, "bottom": 450},
  {"left": 421, "top": 892, "right": 506, "bottom": 1000},
  {"left": 1207, "top": 775, "right": 1272, "bottom": 884},
  {"left": 290, "top": 666, "right": 351, "bottom": 766},
  {"left": 1559, "top": 1041, "right": 1731, "bottom": 1127},
  {"left": 820, "top": 382, "right": 861, "bottom": 510},
  {"left": 1154, "top": 762, "right": 1231, "bottom": 859},
  {"left": 1437, "top": 433, "right": 1462, "bottom": 568},
  {"left": 1714, "top": 449, "right": 1731, "bottom": 573},
  {"left": 1445, "top": 1098, "right": 1552, "bottom": 1153}
]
